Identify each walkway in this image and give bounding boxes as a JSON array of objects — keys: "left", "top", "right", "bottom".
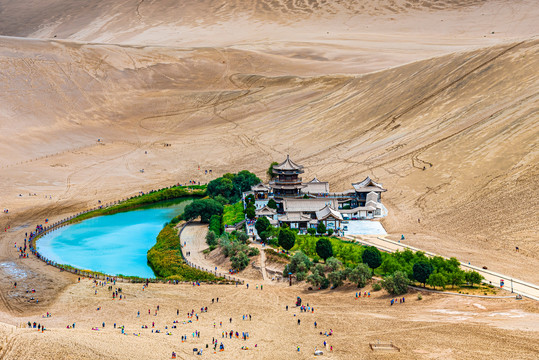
[
  {"left": 347, "top": 235, "right": 539, "bottom": 301},
  {"left": 180, "top": 222, "right": 273, "bottom": 284}
]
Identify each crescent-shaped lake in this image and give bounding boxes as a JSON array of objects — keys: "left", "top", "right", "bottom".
[{"left": 37, "top": 199, "right": 192, "bottom": 278}]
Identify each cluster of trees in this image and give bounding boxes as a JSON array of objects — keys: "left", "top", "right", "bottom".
[
  {"left": 183, "top": 199, "right": 224, "bottom": 223},
  {"left": 207, "top": 170, "right": 261, "bottom": 204},
  {"left": 214, "top": 231, "right": 259, "bottom": 270},
  {"left": 304, "top": 223, "right": 334, "bottom": 237},
  {"left": 379, "top": 249, "right": 484, "bottom": 291},
  {"left": 283, "top": 250, "right": 374, "bottom": 290},
  {"left": 272, "top": 230, "right": 484, "bottom": 294}
]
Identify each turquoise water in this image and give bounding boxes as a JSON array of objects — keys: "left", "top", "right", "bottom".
[{"left": 37, "top": 199, "right": 192, "bottom": 278}]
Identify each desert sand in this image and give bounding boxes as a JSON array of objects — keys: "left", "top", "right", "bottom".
[{"left": 0, "top": 0, "right": 538, "bottom": 358}]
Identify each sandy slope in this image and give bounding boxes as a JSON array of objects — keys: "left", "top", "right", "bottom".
[{"left": 1, "top": 36, "right": 537, "bottom": 282}]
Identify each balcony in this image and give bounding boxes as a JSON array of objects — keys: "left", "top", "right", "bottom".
[{"left": 270, "top": 177, "right": 302, "bottom": 184}]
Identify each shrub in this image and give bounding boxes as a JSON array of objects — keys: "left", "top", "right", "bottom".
[
  {"left": 348, "top": 263, "right": 372, "bottom": 288},
  {"left": 307, "top": 228, "right": 316, "bottom": 235},
  {"left": 236, "top": 231, "right": 249, "bottom": 244},
  {"left": 231, "top": 251, "right": 250, "bottom": 270},
  {"left": 325, "top": 257, "right": 342, "bottom": 272},
  {"left": 206, "top": 231, "right": 218, "bottom": 247},
  {"left": 209, "top": 215, "right": 223, "bottom": 235},
  {"left": 296, "top": 271, "right": 307, "bottom": 282},
  {"left": 372, "top": 282, "right": 382, "bottom": 291},
  {"left": 247, "top": 247, "right": 260, "bottom": 257},
  {"left": 316, "top": 222, "right": 326, "bottom": 235},
  {"left": 320, "top": 277, "right": 330, "bottom": 289},
  {"left": 327, "top": 229, "right": 334, "bottom": 236},
  {"left": 381, "top": 271, "right": 410, "bottom": 295},
  {"left": 285, "top": 251, "right": 312, "bottom": 274},
  {"left": 327, "top": 270, "right": 346, "bottom": 288},
  {"left": 417, "top": 294, "right": 423, "bottom": 300}
]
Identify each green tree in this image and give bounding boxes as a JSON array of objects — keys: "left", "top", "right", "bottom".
[
  {"left": 362, "top": 246, "right": 382, "bottom": 274},
  {"left": 233, "top": 170, "right": 261, "bottom": 198},
  {"left": 465, "top": 271, "right": 484, "bottom": 287},
  {"left": 214, "top": 195, "right": 229, "bottom": 205},
  {"left": 327, "top": 229, "right": 334, "bottom": 236},
  {"left": 285, "top": 251, "right": 312, "bottom": 274},
  {"left": 231, "top": 251, "right": 250, "bottom": 270},
  {"left": 307, "top": 228, "right": 316, "bottom": 235},
  {"left": 447, "top": 270, "right": 465, "bottom": 288},
  {"left": 427, "top": 272, "right": 448, "bottom": 289},
  {"left": 245, "top": 206, "right": 256, "bottom": 220},
  {"left": 183, "top": 199, "right": 224, "bottom": 223},
  {"left": 316, "top": 238, "right": 333, "bottom": 262},
  {"left": 207, "top": 178, "right": 234, "bottom": 199},
  {"left": 348, "top": 263, "right": 372, "bottom": 288},
  {"left": 381, "top": 271, "right": 410, "bottom": 295},
  {"left": 205, "top": 231, "right": 217, "bottom": 247},
  {"left": 255, "top": 216, "right": 270, "bottom": 235},
  {"left": 306, "top": 263, "right": 326, "bottom": 288},
  {"left": 267, "top": 198, "right": 277, "bottom": 209},
  {"left": 245, "top": 194, "right": 255, "bottom": 205},
  {"left": 278, "top": 228, "right": 296, "bottom": 251},
  {"left": 413, "top": 262, "right": 434, "bottom": 287},
  {"left": 267, "top": 161, "right": 279, "bottom": 180},
  {"left": 316, "top": 222, "right": 326, "bottom": 235}
]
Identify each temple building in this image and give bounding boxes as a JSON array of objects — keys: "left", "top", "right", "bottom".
[{"left": 246, "top": 155, "right": 388, "bottom": 235}]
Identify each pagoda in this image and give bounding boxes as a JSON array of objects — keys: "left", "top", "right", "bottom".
[{"left": 269, "top": 155, "right": 305, "bottom": 200}]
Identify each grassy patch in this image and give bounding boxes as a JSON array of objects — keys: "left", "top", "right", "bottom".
[
  {"left": 222, "top": 201, "right": 245, "bottom": 226},
  {"left": 147, "top": 224, "right": 221, "bottom": 282},
  {"left": 70, "top": 186, "right": 206, "bottom": 224},
  {"left": 292, "top": 235, "right": 365, "bottom": 266}
]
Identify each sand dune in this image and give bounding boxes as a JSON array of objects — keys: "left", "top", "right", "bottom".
[
  {"left": 0, "top": 1, "right": 537, "bottom": 358},
  {"left": 0, "top": 34, "right": 537, "bottom": 282}
]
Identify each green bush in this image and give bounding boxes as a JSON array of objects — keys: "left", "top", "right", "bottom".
[
  {"left": 209, "top": 215, "right": 223, "bottom": 235},
  {"left": 372, "top": 282, "right": 382, "bottom": 291},
  {"left": 248, "top": 247, "right": 260, "bottom": 257},
  {"left": 316, "top": 222, "right": 326, "bottom": 235},
  {"left": 348, "top": 263, "right": 372, "bottom": 288},
  {"left": 206, "top": 231, "right": 218, "bottom": 247},
  {"left": 381, "top": 271, "right": 410, "bottom": 295},
  {"left": 231, "top": 251, "right": 250, "bottom": 270},
  {"left": 307, "top": 228, "right": 316, "bottom": 235}
]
